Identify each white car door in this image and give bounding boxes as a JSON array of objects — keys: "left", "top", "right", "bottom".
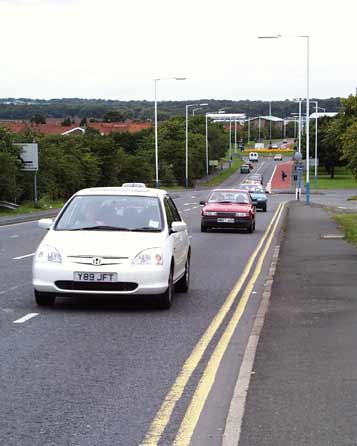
[{"left": 164, "top": 197, "right": 188, "bottom": 280}]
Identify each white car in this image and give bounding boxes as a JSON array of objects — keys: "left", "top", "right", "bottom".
[
  {"left": 248, "top": 152, "right": 259, "bottom": 162},
  {"left": 33, "top": 187, "right": 191, "bottom": 309},
  {"left": 274, "top": 154, "right": 283, "bottom": 161}
]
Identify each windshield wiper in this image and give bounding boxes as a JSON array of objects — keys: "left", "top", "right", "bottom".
[
  {"left": 217, "top": 201, "right": 234, "bottom": 204},
  {"left": 131, "top": 227, "right": 162, "bottom": 232},
  {"left": 69, "top": 225, "right": 131, "bottom": 231}
]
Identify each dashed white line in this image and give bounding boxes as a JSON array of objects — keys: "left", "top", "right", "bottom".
[
  {"left": 268, "top": 165, "right": 277, "bottom": 186},
  {"left": 13, "top": 313, "right": 39, "bottom": 324},
  {"left": 12, "top": 253, "right": 35, "bottom": 260},
  {"left": 0, "top": 283, "right": 28, "bottom": 295},
  {"left": 255, "top": 161, "right": 265, "bottom": 173}
]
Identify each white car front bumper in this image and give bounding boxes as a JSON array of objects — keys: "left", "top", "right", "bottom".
[{"left": 32, "top": 261, "right": 170, "bottom": 295}]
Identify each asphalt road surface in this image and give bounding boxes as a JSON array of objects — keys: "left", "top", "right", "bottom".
[{"left": 0, "top": 158, "right": 288, "bottom": 446}]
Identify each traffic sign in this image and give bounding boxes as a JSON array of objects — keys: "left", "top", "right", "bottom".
[{"left": 14, "top": 143, "right": 38, "bottom": 171}]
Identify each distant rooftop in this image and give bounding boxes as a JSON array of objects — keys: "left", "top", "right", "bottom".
[{"left": 309, "top": 112, "right": 338, "bottom": 119}]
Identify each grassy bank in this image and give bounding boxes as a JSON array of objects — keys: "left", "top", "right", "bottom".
[
  {"left": 310, "top": 167, "right": 357, "bottom": 190},
  {"left": 201, "top": 157, "right": 242, "bottom": 187},
  {"left": 0, "top": 200, "right": 64, "bottom": 217},
  {"left": 333, "top": 214, "right": 357, "bottom": 246}
]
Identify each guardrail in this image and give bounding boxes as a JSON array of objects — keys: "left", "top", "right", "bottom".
[{"left": 0, "top": 200, "right": 20, "bottom": 210}]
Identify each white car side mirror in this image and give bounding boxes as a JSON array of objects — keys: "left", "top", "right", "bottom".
[
  {"left": 171, "top": 221, "right": 187, "bottom": 233},
  {"left": 38, "top": 218, "right": 53, "bottom": 230}
]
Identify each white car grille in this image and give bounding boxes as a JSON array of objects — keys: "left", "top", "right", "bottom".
[{"left": 67, "top": 255, "right": 129, "bottom": 265}]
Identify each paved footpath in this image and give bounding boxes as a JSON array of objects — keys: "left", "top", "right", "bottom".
[{"left": 239, "top": 201, "right": 357, "bottom": 446}]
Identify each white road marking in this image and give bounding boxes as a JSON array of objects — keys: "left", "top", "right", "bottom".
[
  {"left": 13, "top": 313, "right": 39, "bottom": 324},
  {"left": 12, "top": 253, "right": 35, "bottom": 260},
  {"left": 0, "top": 220, "right": 38, "bottom": 229},
  {"left": 191, "top": 196, "right": 196, "bottom": 198},
  {"left": 268, "top": 165, "right": 277, "bottom": 186},
  {"left": 9, "top": 234, "right": 19, "bottom": 239},
  {"left": 255, "top": 161, "right": 265, "bottom": 173},
  {"left": 0, "top": 283, "right": 28, "bottom": 296}
]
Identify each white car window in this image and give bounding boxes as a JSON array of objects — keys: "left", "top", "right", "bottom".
[{"left": 55, "top": 195, "right": 163, "bottom": 231}]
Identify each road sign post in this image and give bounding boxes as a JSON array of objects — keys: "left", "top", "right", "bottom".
[
  {"left": 14, "top": 143, "right": 39, "bottom": 206},
  {"left": 295, "top": 151, "right": 303, "bottom": 201}
]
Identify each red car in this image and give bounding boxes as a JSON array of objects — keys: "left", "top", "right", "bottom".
[{"left": 200, "top": 189, "right": 256, "bottom": 233}]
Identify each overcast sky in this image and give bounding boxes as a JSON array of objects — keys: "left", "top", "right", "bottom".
[{"left": 0, "top": 0, "right": 356, "bottom": 101}]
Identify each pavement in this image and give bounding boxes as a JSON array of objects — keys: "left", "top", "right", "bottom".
[{"left": 239, "top": 201, "right": 357, "bottom": 446}]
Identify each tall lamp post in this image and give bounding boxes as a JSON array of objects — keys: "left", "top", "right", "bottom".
[
  {"left": 269, "top": 101, "right": 272, "bottom": 141},
  {"left": 192, "top": 107, "right": 203, "bottom": 116},
  {"left": 229, "top": 116, "right": 232, "bottom": 159},
  {"left": 309, "top": 102, "right": 326, "bottom": 187},
  {"left": 292, "top": 98, "right": 303, "bottom": 153},
  {"left": 185, "top": 102, "right": 208, "bottom": 188},
  {"left": 258, "top": 34, "right": 310, "bottom": 205},
  {"left": 154, "top": 77, "right": 186, "bottom": 188}
]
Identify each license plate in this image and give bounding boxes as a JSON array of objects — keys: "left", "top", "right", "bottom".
[
  {"left": 74, "top": 272, "right": 117, "bottom": 282},
  {"left": 217, "top": 218, "right": 235, "bottom": 223}
]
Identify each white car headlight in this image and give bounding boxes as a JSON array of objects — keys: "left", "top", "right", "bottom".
[
  {"left": 204, "top": 211, "right": 217, "bottom": 216},
  {"left": 236, "top": 212, "right": 248, "bottom": 217},
  {"left": 35, "top": 245, "right": 62, "bottom": 263},
  {"left": 132, "top": 248, "right": 163, "bottom": 266}
]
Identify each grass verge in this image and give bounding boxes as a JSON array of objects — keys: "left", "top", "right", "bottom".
[
  {"left": 201, "top": 157, "right": 242, "bottom": 187},
  {"left": 310, "top": 167, "right": 357, "bottom": 190},
  {"left": 0, "top": 200, "right": 64, "bottom": 217},
  {"left": 333, "top": 214, "right": 357, "bottom": 246}
]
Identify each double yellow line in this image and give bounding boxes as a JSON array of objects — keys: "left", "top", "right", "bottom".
[{"left": 140, "top": 202, "right": 285, "bottom": 446}]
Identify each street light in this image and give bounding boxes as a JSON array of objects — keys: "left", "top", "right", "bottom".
[
  {"left": 192, "top": 107, "right": 202, "bottom": 116},
  {"left": 309, "top": 102, "right": 325, "bottom": 187},
  {"left": 292, "top": 98, "right": 303, "bottom": 153},
  {"left": 185, "top": 102, "right": 208, "bottom": 188},
  {"left": 258, "top": 34, "right": 310, "bottom": 204},
  {"left": 269, "top": 101, "right": 272, "bottom": 141},
  {"left": 154, "top": 77, "right": 186, "bottom": 188}
]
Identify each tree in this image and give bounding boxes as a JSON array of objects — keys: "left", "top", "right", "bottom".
[
  {"left": 30, "top": 113, "right": 46, "bottom": 124},
  {"left": 316, "top": 118, "right": 344, "bottom": 178},
  {"left": 103, "top": 110, "right": 125, "bottom": 122},
  {"left": 0, "top": 126, "right": 21, "bottom": 201},
  {"left": 61, "top": 117, "right": 72, "bottom": 126},
  {"left": 341, "top": 122, "right": 357, "bottom": 178}
]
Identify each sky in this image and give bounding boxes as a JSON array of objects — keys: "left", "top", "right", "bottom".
[{"left": 0, "top": 0, "right": 356, "bottom": 101}]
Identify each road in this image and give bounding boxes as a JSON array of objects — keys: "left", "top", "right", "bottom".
[{"left": 0, "top": 158, "right": 288, "bottom": 446}]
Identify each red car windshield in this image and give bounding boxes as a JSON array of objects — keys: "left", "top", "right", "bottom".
[{"left": 208, "top": 191, "right": 250, "bottom": 204}]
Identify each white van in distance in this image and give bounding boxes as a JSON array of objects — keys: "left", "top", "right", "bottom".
[{"left": 249, "top": 152, "right": 259, "bottom": 162}]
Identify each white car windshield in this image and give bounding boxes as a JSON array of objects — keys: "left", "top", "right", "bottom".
[
  {"left": 208, "top": 191, "right": 250, "bottom": 204},
  {"left": 55, "top": 195, "right": 163, "bottom": 231}
]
